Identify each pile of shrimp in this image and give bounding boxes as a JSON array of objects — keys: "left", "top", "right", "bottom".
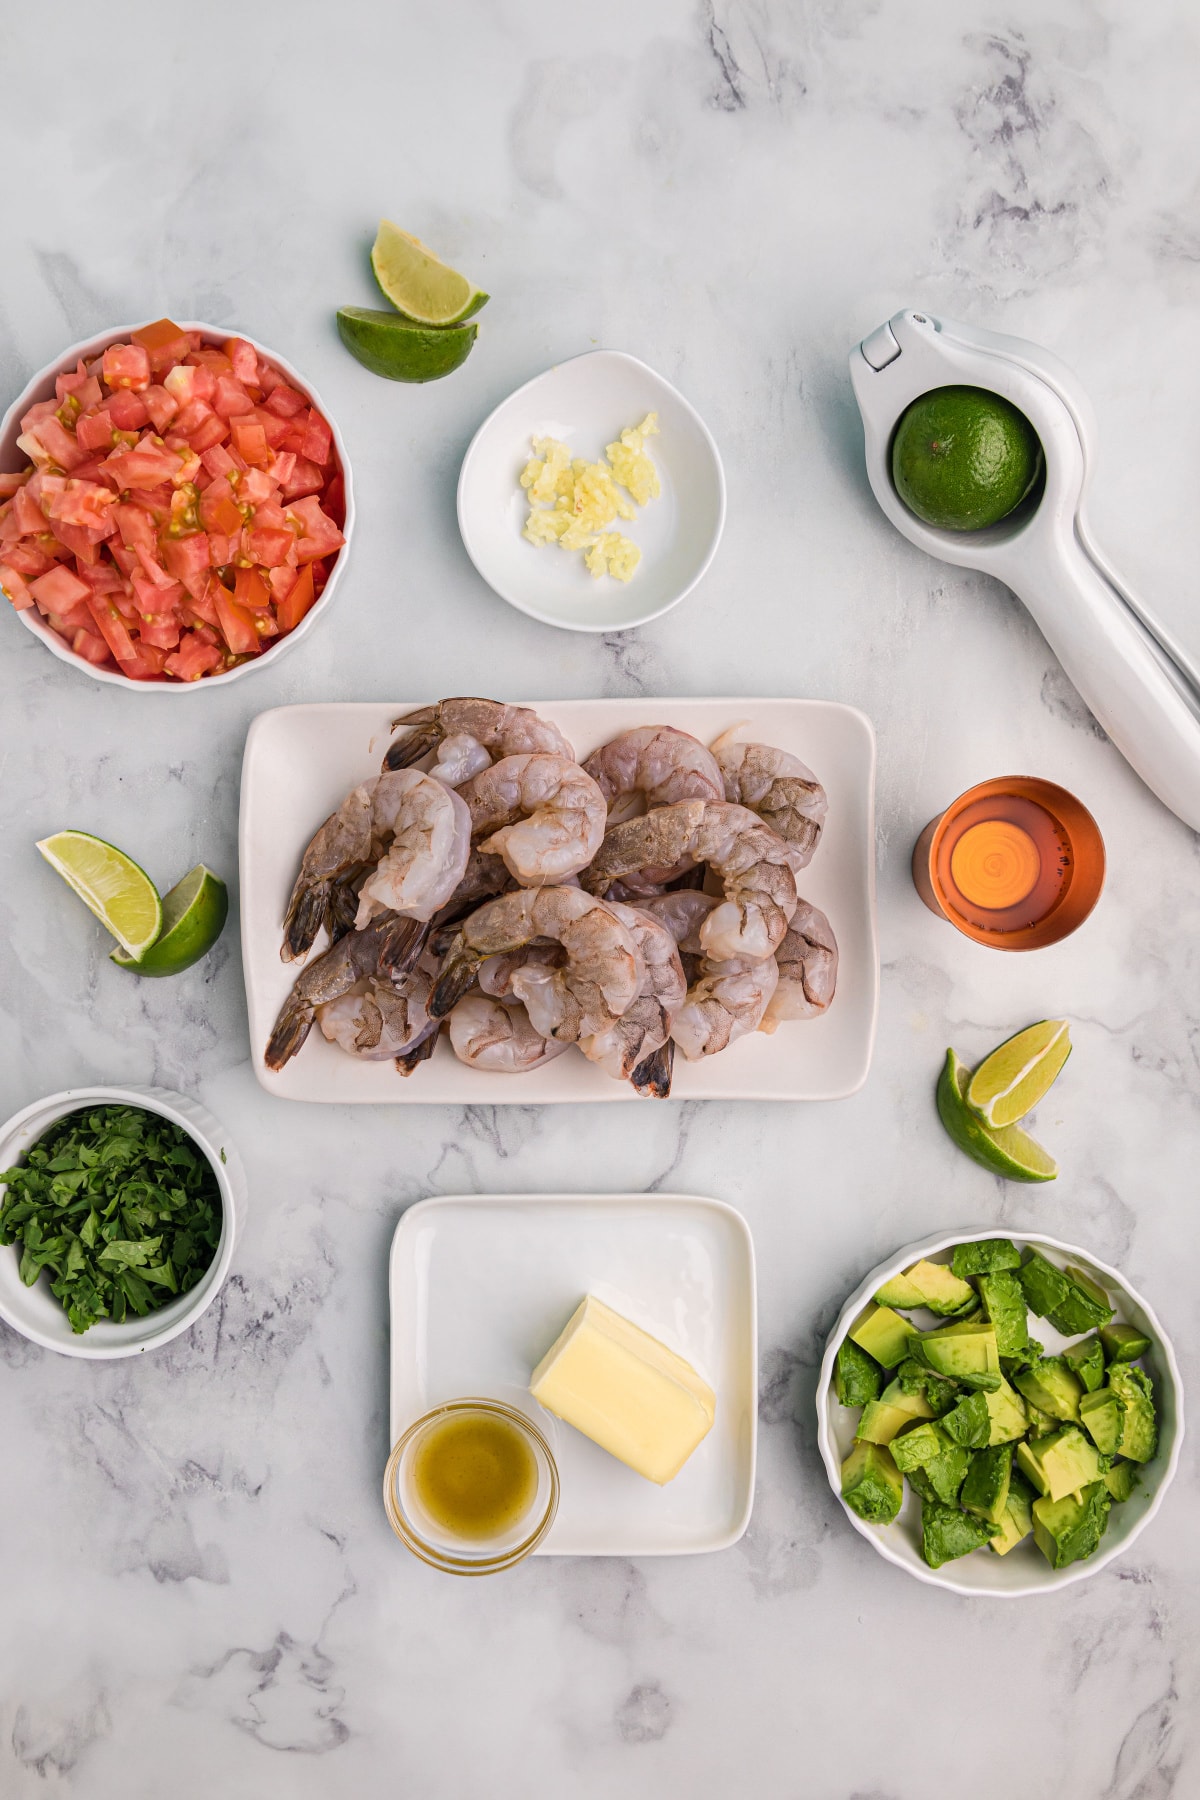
[{"left": 264, "top": 699, "right": 838, "bottom": 1097}]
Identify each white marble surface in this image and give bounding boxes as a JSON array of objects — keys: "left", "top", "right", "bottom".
[{"left": 1, "top": 2, "right": 1197, "bottom": 1794}]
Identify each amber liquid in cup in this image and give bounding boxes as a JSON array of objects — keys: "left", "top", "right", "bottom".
[{"left": 913, "top": 776, "right": 1104, "bottom": 950}]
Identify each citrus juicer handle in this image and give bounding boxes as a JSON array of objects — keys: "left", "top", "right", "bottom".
[{"left": 1009, "top": 527, "right": 1200, "bottom": 832}]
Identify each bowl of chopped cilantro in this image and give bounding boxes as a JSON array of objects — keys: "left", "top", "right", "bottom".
[{"left": 0, "top": 1087, "right": 243, "bottom": 1357}]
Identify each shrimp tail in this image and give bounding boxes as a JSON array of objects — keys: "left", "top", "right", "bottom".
[
  {"left": 382, "top": 715, "right": 439, "bottom": 771},
  {"left": 429, "top": 938, "right": 481, "bottom": 1019},
  {"left": 396, "top": 1025, "right": 439, "bottom": 1076},
  {"left": 631, "top": 1039, "right": 674, "bottom": 1098},
  {"left": 265, "top": 994, "right": 315, "bottom": 1071},
  {"left": 281, "top": 882, "right": 331, "bottom": 962},
  {"left": 377, "top": 915, "right": 431, "bottom": 981}
]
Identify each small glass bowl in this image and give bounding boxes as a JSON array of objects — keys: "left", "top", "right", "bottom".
[{"left": 382, "top": 1397, "right": 560, "bottom": 1576}]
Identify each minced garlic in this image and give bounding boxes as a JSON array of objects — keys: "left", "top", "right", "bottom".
[{"left": 520, "top": 412, "right": 659, "bottom": 582}]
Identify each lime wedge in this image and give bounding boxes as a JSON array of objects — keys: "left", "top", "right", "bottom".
[
  {"left": 370, "top": 220, "right": 488, "bottom": 326},
  {"left": 937, "top": 1049, "right": 1058, "bottom": 1183},
  {"left": 966, "top": 1019, "right": 1071, "bottom": 1127},
  {"left": 110, "top": 864, "right": 228, "bottom": 977},
  {"left": 37, "top": 830, "right": 162, "bottom": 959},
  {"left": 336, "top": 308, "right": 477, "bottom": 383}
]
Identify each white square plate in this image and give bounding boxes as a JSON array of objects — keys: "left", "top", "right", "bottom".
[
  {"left": 388, "top": 1193, "right": 757, "bottom": 1556},
  {"left": 240, "top": 698, "right": 878, "bottom": 1103}
]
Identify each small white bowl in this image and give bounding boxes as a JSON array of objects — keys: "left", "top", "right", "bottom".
[
  {"left": 457, "top": 350, "right": 725, "bottom": 633},
  {"left": 1, "top": 321, "right": 354, "bottom": 690},
  {"left": 0, "top": 1085, "right": 245, "bottom": 1358},
  {"left": 816, "top": 1228, "right": 1184, "bottom": 1597}
]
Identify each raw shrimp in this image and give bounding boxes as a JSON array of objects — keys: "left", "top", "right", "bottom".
[
  {"left": 281, "top": 784, "right": 373, "bottom": 961},
  {"left": 760, "top": 902, "right": 839, "bottom": 1030},
  {"left": 584, "top": 800, "right": 797, "bottom": 962},
  {"left": 710, "top": 730, "right": 828, "bottom": 873},
  {"left": 577, "top": 899, "right": 685, "bottom": 1081},
  {"left": 353, "top": 768, "right": 472, "bottom": 928},
  {"left": 671, "top": 953, "right": 779, "bottom": 1060},
  {"left": 582, "top": 726, "right": 724, "bottom": 824},
  {"left": 429, "top": 887, "right": 644, "bottom": 1052},
  {"left": 316, "top": 970, "right": 435, "bottom": 1062},
  {"left": 383, "top": 697, "right": 574, "bottom": 782},
  {"left": 457, "top": 753, "right": 607, "bottom": 885},
  {"left": 448, "top": 993, "right": 568, "bottom": 1073},
  {"left": 265, "top": 913, "right": 427, "bottom": 1069},
  {"left": 478, "top": 941, "right": 564, "bottom": 997}
]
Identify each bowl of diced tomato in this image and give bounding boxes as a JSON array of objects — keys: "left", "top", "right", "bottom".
[{"left": 0, "top": 318, "right": 352, "bottom": 687}]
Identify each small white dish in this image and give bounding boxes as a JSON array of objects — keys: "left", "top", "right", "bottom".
[
  {"left": 816, "top": 1229, "right": 1184, "bottom": 1597},
  {"left": 240, "top": 697, "right": 878, "bottom": 1104},
  {"left": 388, "top": 1193, "right": 757, "bottom": 1555},
  {"left": 1, "top": 321, "right": 354, "bottom": 691},
  {"left": 0, "top": 1085, "right": 245, "bottom": 1359},
  {"left": 457, "top": 350, "right": 725, "bottom": 633}
]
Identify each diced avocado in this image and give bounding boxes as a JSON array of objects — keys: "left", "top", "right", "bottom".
[
  {"left": 961, "top": 1443, "right": 1013, "bottom": 1525},
  {"left": 1023, "top": 1400, "right": 1057, "bottom": 1437},
  {"left": 1062, "top": 1334, "right": 1107, "bottom": 1392},
  {"left": 1001, "top": 1334, "right": 1045, "bottom": 1377},
  {"left": 940, "top": 1389, "right": 991, "bottom": 1449},
  {"left": 848, "top": 1303, "right": 918, "bottom": 1369},
  {"left": 976, "top": 1269, "right": 1030, "bottom": 1358},
  {"left": 888, "top": 1421, "right": 948, "bottom": 1473},
  {"left": 1032, "top": 1481, "right": 1111, "bottom": 1569},
  {"left": 896, "top": 1358, "right": 958, "bottom": 1416},
  {"left": 1101, "top": 1322, "right": 1153, "bottom": 1364},
  {"left": 873, "top": 1270, "right": 926, "bottom": 1310},
  {"left": 1016, "top": 1427, "right": 1105, "bottom": 1502},
  {"left": 921, "top": 1498, "right": 1000, "bottom": 1567},
  {"left": 840, "top": 1440, "right": 904, "bottom": 1524},
  {"left": 1107, "top": 1364, "right": 1158, "bottom": 1463},
  {"left": 835, "top": 1337, "right": 883, "bottom": 1408},
  {"left": 855, "top": 1378, "right": 934, "bottom": 1445},
  {"left": 912, "top": 1321, "right": 1001, "bottom": 1390},
  {"left": 989, "top": 1469, "right": 1036, "bottom": 1555},
  {"left": 951, "top": 1238, "right": 1021, "bottom": 1277},
  {"left": 1104, "top": 1459, "right": 1139, "bottom": 1503},
  {"left": 1012, "top": 1356, "right": 1083, "bottom": 1423},
  {"left": 1018, "top": 1252, "right": 1114, "bottom": 1335},
  {"left": 896, "top": 1425, "right": 971, "bottom": 1505},
  {"left": 902, "top": 1259, "right": 978, "bottom": 1317},
  {"left": 984, "top": 1378, "right": 1029, "bottom": 1444},
  {"left": 1078, "top": 1386, "right": 1122, "bottom": 1457}
]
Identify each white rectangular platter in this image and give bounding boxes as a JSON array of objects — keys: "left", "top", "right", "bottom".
[
  {"left": 240, "top": 698, "right": 877, "bottom": 1103},
  {"left": 388, "top": 1193, "right": 757, "bottom": 1556}
]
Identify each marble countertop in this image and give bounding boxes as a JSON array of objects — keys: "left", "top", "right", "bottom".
[{"left": 2, "top": 2, "right": 1197, "bottom": 1795}]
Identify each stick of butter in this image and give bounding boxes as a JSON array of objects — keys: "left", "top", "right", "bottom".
[{"left": 530, "top": 1295, "right": 716, "bottom": 1485}]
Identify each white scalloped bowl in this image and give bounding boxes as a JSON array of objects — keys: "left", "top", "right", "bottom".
[
  {"left": 0, "top": 321, "right": 353, "bottom": 690},
  {"left": 816, "top": 1228, "right": 1184, "bottom": 1596},
  {"left": 0, "top": 1085, "right": 244, "bottom": 1358}
]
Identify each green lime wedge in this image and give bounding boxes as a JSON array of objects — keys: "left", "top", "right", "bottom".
[
  {"left": 336, "top": 307, "right": 477, "bottom": 382},
  {"left": 966, "top": 1019, "right": 1071, "bottom": 1127},
  {"left": 370, "top": 219, "right": 488, "bottom": 326},
  {"left": 110, "top": 864, "right": 228, "bottom": 976},
  {"left": 37, "top": 830, "right": 162, "bottom": 959},
  {"left": 936, "top": 1048, "right": 1058, "bottom": 1183}
]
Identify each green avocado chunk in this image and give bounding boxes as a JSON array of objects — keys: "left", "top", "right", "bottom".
[
  {"left": 855, "top": 1378, "right": 934, "bottom": 1445},
  {"left": 1032, "top": 1481, "right": 1111, "bottom": 1569},
  {"left": 989, "top": 1468, "right": 1036, "bottom": 1554},
  {"left": 1101, "top": 1323, "right": 1153, "bottom": 1364},
  {"left": 875, "top": 1259, "right": 978, "bottom": 1317},
  {"left": 848, "top": 1303, "right": 918, "bottom": 1369},
  {"left": 1013, "top": 1356, "right": 1083, "bottom": 1423},
  {"left": 976, "top": 1269, "right": 1030, "bottom": 1359},
  {"left": 1016, "top": 1426, "right": 1104, "bottom": 1502},
  {"left": 1001, "top": 1334, "right": 1045, "bottom": 1377},
  {"left": 921, "top": 1498, "right": 1000, "bottom": 1567},
  {"left": 873, "top": 1270, "right": 926, "bottom": 1310},
  {"left": 888, "top": 1421, "right": 948, "bottom": 1472},
  {"left": 940, "top": 1389, "right": 992, "bottom": 1448},
  {"left": 896, "top": 1357, "right": 959, "bottom": 1416},
  {"left": 835, "top": 1337, "right": 883, "bottom": 1408},
  {"left": 840, "top": 1440, "right": 904, "bottom": 1524},
  {"left": 894, "top": 1424, "right": 971, "bottom": 1505},
  {"left": 1106, "top": 1364, "right": 1157, "bottom": 1463},
  {"left": 1062, "top": 1334, "right": 1107, "bottom": 1392},
  {"left": 962, "top": 1443, "right": 1014, "bottom": 1525},
  {"left": 984, "top": 1378, "right": 1029, "bottom": 1444},
  {"left": 1018, "top": 1252, "right": 1114, "bottom": 1335},
  {"left": 912, "top": 1320, "right": 1001, "bottom": 1390},
  {"left": 951, "top": 1238, "right": 1021, "bottom": 1277},
  {"left": 1104, "top": 1460, "right": 1139, "bottom": 1503},
  {"left": 1078, "top": 1386, "right": 1122, "bottom": 1457}
]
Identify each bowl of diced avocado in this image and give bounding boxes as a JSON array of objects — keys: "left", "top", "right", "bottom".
[{"left": 816, "top": 1231, "right": 1183, "bottom": 1595}]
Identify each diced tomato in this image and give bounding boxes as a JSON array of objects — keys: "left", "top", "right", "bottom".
[
  {"left": 285, "top": 495, "right": 345, "bottom": 564},
  {"left": 104, "top": 441, "right": 184, "bottom": 489},
  {"left": 57, "top": 372, "right": 103, "bottom": 410},
  {"left": 179, "top": 407, "right": 229, "bottom": 453},
  {"left": 160, "top": 532, "right": 211, "bottom": 598},
  {"left": 48, "top": 518, "right": 103, "bottom": 562},
  {"left": 102, "top": 343, "right": 151, "bottom": 392},
  {"left": 86, "top": 594, "right": 137, "bottom": 662},
  {"left": 135, "top": 609, "right": 183, "bottom": 649},
  {"left": 76, "top": 409, "right": 119, "bottom": 454},
  {"left": 206, "top": 531, "right": 232, "bottom": 566},
  {"left": 251, "top": 408, "right": 289, "bottom": 449},
  {"left": 222, "top": 337, "right": 259, "bottom": 383},
  {"left": 44, "top": 479, "right": 117, "bottom": 532},
  {"left": 45, "top": 599, "right": 98, "bottom": 635},
  {"left": 186, "top": 347, "right": 234, "bottom": 379},
  {"left": 180, "top": 581, "right": 220, "bottom": 629},
  {"left": 300, "top": 409, "right": 332, "bottom": 465},
  {"left": 280, "top": 455, "right": 324, "bottom": 500},
  {"left": 275, "top": 563, "right": 315, "bottom": 633},
  {"left": 131, "top": 567, "right": 184, "bottom": 612},
  {"left": 30, "top": 564, "right": 92, "bottom": 611},
  {"left": 212, "top": 375, "right": 254, "bottom": 419},
  {"left": 0, "top": 472, "right": 29, "bottom": 498},
  {"left": 213, "top": 582, "right": 261, "bottom": 655},
  {"left": 322, "top": 472, "right": 346, "bottom": 528},
  {"left": 23, "top": 415, "right": 89, "bottom": 472},
  {"left": 71, "top": 627, "right": 113, "bottom": 666},
  {"left": 117, "top": 640, "right": 170, "bottom": 679},
  {"left": 75, "top": 558, "right": 124, "bottom": 594},
  {"left": 263, "top": 382, "right": 308, "bottom": 419},
  {"left": 234, "top": 566, "right": 271, "bottom": 609},
  {"left": 230, "top": 417, "right": 270, "bottom": 468},
  {"left": 11, "top": 484, "right": 48, "bottom": 534},
  {"left": 165, "top": 632, "right": 223, "bottom": 680},
  {"left": 0, "top": 562, "right": 34, "bottom": 609},
  {"left": 105, "top": 390, "right": 150, "bottom": 431},
  {"left": 141, "top": 385, "right": 179, "bottom": 432},
  {"left": 246, "top": 526, "right": 293, "bottom": 568},
  {"left": 201, "top": 443, "right": 240, "bottom": 481},
  {"left": 199, "top": 486, "right": 243, "bottom": 535},
  {"left": 132, "top": 318, "right": 192, "bottom": 373}
]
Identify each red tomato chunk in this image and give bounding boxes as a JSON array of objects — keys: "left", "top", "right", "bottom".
[{"left": 0, "top": 319, "right": 344, "bottom": 682}]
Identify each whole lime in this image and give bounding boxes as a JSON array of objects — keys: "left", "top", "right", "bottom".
[{"left": 892, "top": 385, "right": 1043, "bottom": 531}]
